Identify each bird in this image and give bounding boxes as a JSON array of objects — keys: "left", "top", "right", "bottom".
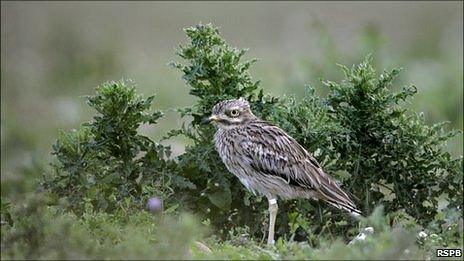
[{"left": 203, "top": 97, "right": 362, "bottom": 245}]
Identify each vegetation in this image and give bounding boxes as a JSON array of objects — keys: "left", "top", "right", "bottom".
[
  {"left": 41, "top": 79, "right": 177, "bottom": 214},
  {"left": 1, "top": 23, "right": 462, "bottom": 260}
]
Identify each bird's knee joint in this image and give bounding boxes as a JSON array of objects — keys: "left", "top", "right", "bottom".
[{"left": 268, "top": 198, "right": 278, "bottom": 212}]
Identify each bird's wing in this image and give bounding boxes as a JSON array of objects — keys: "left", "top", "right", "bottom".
[{"left": 240, "top": 121, "right": 361, "bottom": 215}]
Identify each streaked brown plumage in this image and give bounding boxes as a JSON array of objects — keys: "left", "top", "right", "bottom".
[{"left": 205, "top": 97, "right": 361, "bottom": 244}]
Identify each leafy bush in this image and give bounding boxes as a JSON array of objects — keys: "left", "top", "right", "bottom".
[
  {"left": 268, "top": 57, "right": 463, "bottom": 237},
  {"left": 39, "top": 23, "right": 462, "bottom": 250},
  {"left": 42, "top": 79, "right": 177, "bottom": 214},
  {"left": 169, "top": 23, "right": 462, "bottom": 241},
  {"left": 167, "top": 23, "right": 279, "bottom": 237}
]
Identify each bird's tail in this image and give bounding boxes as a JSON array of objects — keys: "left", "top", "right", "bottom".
[
  {"left": 316, "top": 179, "right": 363, "bottom": 217},
  {"left": 327, "top": 199, "right": 363, "bottom": 217}
]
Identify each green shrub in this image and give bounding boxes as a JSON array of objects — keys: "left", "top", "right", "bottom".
[
  {"left": 167, "top": 23, "right": 279, "bottom": 237},
  {"left": 169, "top": 23, "right": 462, "bottom": 241},
  {"left": 268, "top": 57, "right": 463, "bottom": 237},
  {"left": 40, "top": 23, "right": 462, "bottom": 247},
  {"left": 42, "top": 79, "right": 179, "bottom": 214}
]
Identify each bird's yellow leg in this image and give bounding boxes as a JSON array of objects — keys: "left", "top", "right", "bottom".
[{"left": 267, "top": 198, "right": 278, "bottom": 245}]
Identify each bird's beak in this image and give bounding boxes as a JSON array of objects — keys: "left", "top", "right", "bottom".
[{"left": 201, "top": 115, "right": 219, "bottom": 124}]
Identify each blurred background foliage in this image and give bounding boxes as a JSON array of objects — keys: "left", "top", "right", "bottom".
[{"left": 1, "top": 2, "right": 463, "bottom": 259}]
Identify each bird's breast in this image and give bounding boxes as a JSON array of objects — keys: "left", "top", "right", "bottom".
[
  {"left": 214, "top": 129, "right": 246, "bottom": 173},
  {"left": 214, "top": 130, "right": 232, "bottom": 164}
]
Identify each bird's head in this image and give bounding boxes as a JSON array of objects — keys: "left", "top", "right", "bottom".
[{"left": 203, "top": 97, "right": 256, "bottom": 129}]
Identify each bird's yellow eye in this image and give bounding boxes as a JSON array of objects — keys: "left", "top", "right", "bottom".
[{"left": 229, "top": 109, "right": 240, "bottom": 117}]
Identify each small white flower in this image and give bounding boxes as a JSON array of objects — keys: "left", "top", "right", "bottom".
[
  {"left": 214, "top": 183, "right": 219, "bottom": 187},
  {"left": 349, "top": 227, "right": 374, "bottom": 245},
  {"left": 418, "top": 231, "right": 428, "bottom": 238},
  {"left": 364, "top": 227, "right": 374, "bottom": 234}
]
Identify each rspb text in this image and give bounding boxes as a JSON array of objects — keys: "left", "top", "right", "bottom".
[{"left": 436, "top": 249, "right": 462, "bottom": 258}]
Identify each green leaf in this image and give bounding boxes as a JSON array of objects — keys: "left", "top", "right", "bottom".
[{"left": 207, "top": 189, "right": 231, "bottom": 210}]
